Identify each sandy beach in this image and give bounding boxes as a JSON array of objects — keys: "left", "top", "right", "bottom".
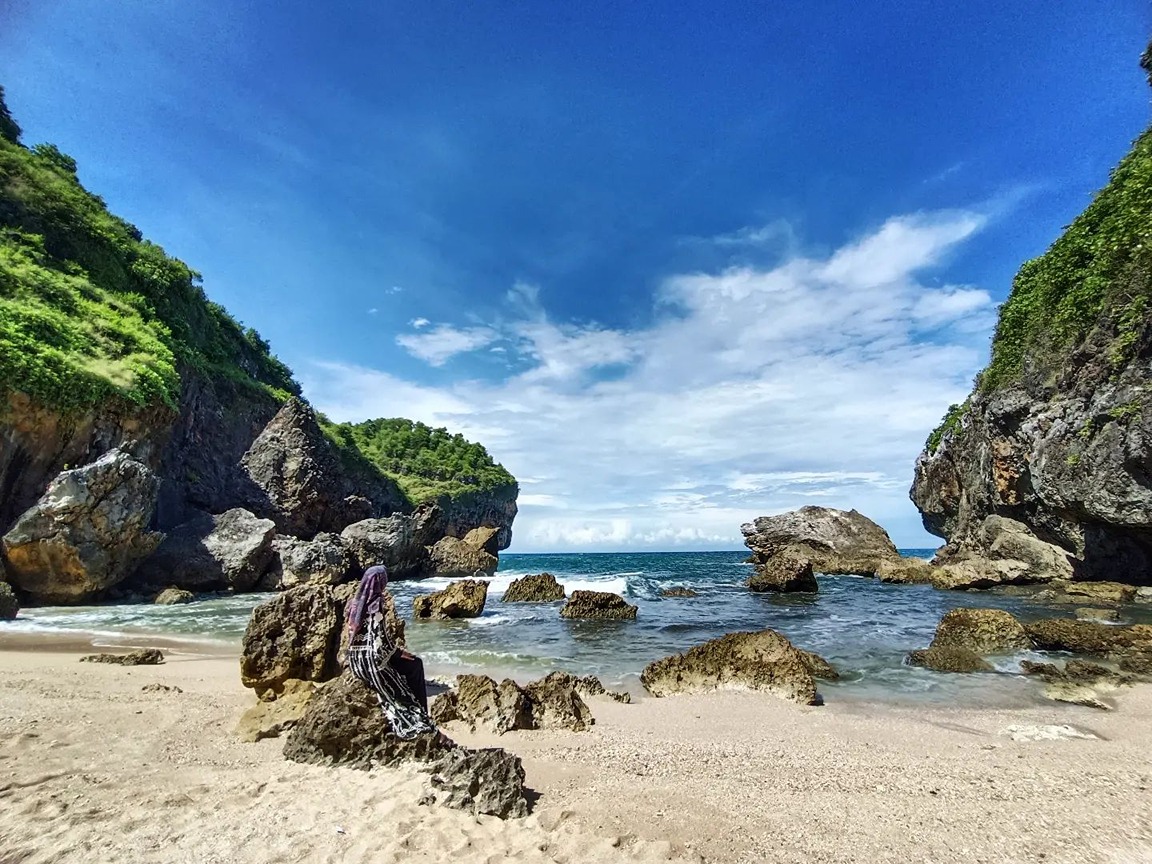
[{"left": 2, "top": 637, "right": 1150, "bottom": 864}]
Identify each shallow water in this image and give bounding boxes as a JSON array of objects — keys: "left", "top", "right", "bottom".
[{"left": 7, "top": 549, "right": 1143, "bottom": 706}]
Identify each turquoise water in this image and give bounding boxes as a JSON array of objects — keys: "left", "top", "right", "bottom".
[{"left": 3, "top": 549, "right": 1118, "bottom": 704}]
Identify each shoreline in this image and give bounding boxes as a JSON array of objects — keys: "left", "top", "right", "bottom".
[{"left": 2, "top": 645, "right": 1150, "bottom": 863}]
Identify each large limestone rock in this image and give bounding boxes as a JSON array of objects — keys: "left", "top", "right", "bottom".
[
  {"left": 928, "top": 557, "right": 1033, "bottom": 591},
  {"left": 1061, "top": 581, "right": 1138, "bottom": 604},
  {"left": 906, "top": 646, "right": 993, "bottom": 673},
  {"left": 747, "top": 549, "right": 818, "bottom": 593},
  {"left": 413, "top": 579, "right": 489, "bottom": 620},
  {"left": 235, "top": 679, "right": 317, "bottom": 742},
  {"left": 270, "top": 533, "right": 353, "bottom": 589},
  {"left": 640, "top": 629, "right": 823, "bottom": 705},
  {"left": 560, "top": 590, "right": 637, "bottom": 620},
  {"left": 430, "top": 672, "right": 595, "bottom": 733},
  {"left": 2, "top": 449, "right": 163, "bottom": 603},
  {"left": 154, "top": 587, "right": 194, "bottom": 605},
  {"left": 133, "top": 508, "right": 275, "bottom": 592},
  {"left": 741, "top": 506, "right": 902, "bottom": 577},
  {"left": 283, "top": 673, "right": 529, "bottom": 819},
  {"left": 340, "top": 506, "right": 445, "bottom": 579},
  {"left": 241, "top": 585, "right": 342, "bottom": 697},
  {"left": 502, "top": 573, "right": 566, "bottom": 602},
  {"left": 425, "top": 536, "right": 498, "bottom": 579},
  {"left": 463, "top": 526, "right": 501, "bottom": 555},
  {"left": 929, "top": 608, "right": 1031, "bottom": 654},
  {"left": 439, "top": 485, "right": 520, "bottom": 553},
  {"left": 874, "top": 557, "right": 936, "bottom": 584},
  {"left": 238, "top": 398, "right": 406, "bottom": 539}
]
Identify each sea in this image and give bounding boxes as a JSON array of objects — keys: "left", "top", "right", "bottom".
[{"left": 7, "top": 549, "right": 1142, "bottom": 707}]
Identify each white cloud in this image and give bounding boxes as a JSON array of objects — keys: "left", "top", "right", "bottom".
[
  {"left": 396, "top": 324, "right": 500, "bottom": 366},
  {"left": 368, "top": 307, "right": 379, "bottom": 315},
  {"left": 303, "top": 209, "right": 996, "bottom": 551},
  {"left": 410, "top": 317, "right": 430, "bottom": 329}
]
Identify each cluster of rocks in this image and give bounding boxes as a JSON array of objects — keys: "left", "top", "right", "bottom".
[
  {"left": 430, "top": 671, "right": 628, "bottom": 734},
  {"left": 408, "top": 576, "right": 639, "bottom": 623},
  {"left": 236, "top": 583, "right": 530, "bottom": 819},
  {"left": 905, "top": 606, "right": 1152, "bottom": 708},
  {"left": 0, "top": 397, "right": 517, "bottom": 610}
]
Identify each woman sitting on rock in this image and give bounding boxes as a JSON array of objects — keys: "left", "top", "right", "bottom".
[{"left": 345, "top": 564, "right": 438, "bottom": 739}]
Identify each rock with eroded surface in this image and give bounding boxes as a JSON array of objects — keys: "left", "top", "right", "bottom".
[
  {"left": 413, "top": 579, "right": 489, "bottom": 620},
  {"left": 560, "top": 590, "right": 637, "bottom": 620},
  {"left": 134, "top": 508, "right": 276, "bottom": 592},
  {"left": 930, "top": 608, "right": 1031, "bottom": 654},
  {"left": 502, "top": 572, "right": 566, "bottom": 602},
  {"left": 747, "top": 549, "right": 818, "bottom": 593},
  {"left": 741, "top": 506, "right": 902, "bottom": 576},
  {"left": 425, "top": 536, "right": 498, "bottom": 579}
]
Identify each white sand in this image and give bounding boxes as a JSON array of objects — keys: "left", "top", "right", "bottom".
[{"left": 2, "top": 640, "right": 1151, "bottom": 863}]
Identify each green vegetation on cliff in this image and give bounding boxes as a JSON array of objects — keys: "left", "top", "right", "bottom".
[
  {"left": 0, "top": 88, "right": 513, "bottom": 504},
  {"left": 980, "top": 126, "right": 1152, "bottom": 391},
  {"left": 324, "top": 418, "right": 516, "bottom": 503}
]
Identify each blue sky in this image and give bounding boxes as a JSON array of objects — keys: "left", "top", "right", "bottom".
[{"left": 2, "top": 2, "right": 1149, "bottom": 551}]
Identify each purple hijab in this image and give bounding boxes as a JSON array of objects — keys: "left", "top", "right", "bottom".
[{"left": 346, "top": 565, "right": 389, "bottom": 640}]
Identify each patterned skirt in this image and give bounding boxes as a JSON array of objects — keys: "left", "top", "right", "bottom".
[{"left": 345, "top": 615, "right": 438, "bottom": 740}]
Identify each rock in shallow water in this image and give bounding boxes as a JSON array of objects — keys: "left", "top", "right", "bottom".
[
  {"left": 153, "top": 587, "right": 194, "bottom": 605},
  {"left": 426, "top": 536, "right": 498, "bottom": 579},
  {"left": 659, "top": 586, "right": 698, "bottom": 598},
  {"left": 905, "top": 646, "right": 993, "bottom": 673},
  {"left": 747, "top": 549, "right": 818, "bottom": 594},
  {"left": 559, "top": 590, "right": 637, "bottom": 620},
  {"left": 502, "top": 572, "right": 566, "bottom": 602},
  {"left": 0, "top": 581, "right": 18, "bottom": 619},
  {"left": 741, "top": 506, "right": 902, "bottom": 576},
  {"left": 413, "top": 578, "right": 489, "bottom": 619},
  {"left": 640, "top": 629, "right": 824, "bottom": 704},
  {"left": 930, "top": 608, "right": 1030, "bottom": 654}
]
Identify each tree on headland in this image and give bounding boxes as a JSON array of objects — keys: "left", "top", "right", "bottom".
[{"left": 0, "top": 86, "right": 21, "bottom": 144}]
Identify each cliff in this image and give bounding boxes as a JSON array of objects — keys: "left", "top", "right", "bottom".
[
  {"left": 911, "top": 47, "right": 1152, "bottom": 584},
  {"left": 0, "top": 88, "right": 516, "bottom": 601}
]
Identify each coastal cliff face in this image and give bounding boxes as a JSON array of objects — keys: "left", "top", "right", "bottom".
[{"left": 911, "top": 51, "right": 1152, "bottom": 584}]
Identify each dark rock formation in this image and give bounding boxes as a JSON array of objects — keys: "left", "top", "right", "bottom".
[
  {"left": 560, "top": 590, "right": 637, "bottom": 620},
  {"left": 640, "top": 629, "right": 823, "bottom": 704},
  {"left": 741, "top": 506, "right": 903, "bottom": 577},
  {"left": 154, "top": 587, "right": 194, "bottom": 605},
  {"left": 502, "top": 573, "right": 566, "bottom": 602},
  {"left": 340, "top": 506, "right": 445, "bottom": 579},
  {"left": 796, "top": 649, "right": 840, "bottom": 681},
  {"left": 906, "top": 647, "right": 993, "bottom": 673},
  {"left": 284, "top": 673, "right": 529, "bottom": 818},
  {"left": 270, "top": 533, "right": 353, "bottom": 589},
  {"left": 238, "top": 398, "right": 405, "bottom": 539},
  {"left": 425, "top": 536, "right": 498, "bottom": 579},
  {"left": 659, "top": 586, "right": 698, "bottom": 598},
  {"left": 929, "top": 608, "right": 1031, "bottom": 654},
  {"left": 81, "top": 648, "right": 164, "bottom": 666},
  {"left": 747, "top": 549, "right": 818, "bottom": 593},
  {"left": 439, "top": 486, "right": 519, "bottom": 553},
  {"left": 1024, "top": 618, "right": 1152, "bottom": 661},
  {"left": 413, "top": 579, "right": 489, "bottom": 620},
  {"left": 133, "top": 508, "right": 275, "bottom": 593},
  {"left": 2, "top": 449, "right": 163, "bottom": 603},
  {"left": 0, "top": 580, "right": 17, "bottom": 619}
]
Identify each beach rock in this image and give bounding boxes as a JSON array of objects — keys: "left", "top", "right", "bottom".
[
  {"left": 1024, "top": 618, "right": 1152, "bottom": 659},
  {"left": 80, "top": 648, "right": 164, "bottom": 666},
  {"left": 430, "top": 675, "right": 535, "bottom": 734},
  {"left": 284, "top": 673, "right": 529, "bottom": 818},
  {"left": 413, "top": 579, "right": 489, "bottom": 620},
  {"left": 463, "top": 526, "right": 502, "bottom": 555},
  {"left": 569, "top": 674, "right": 632, "bottom": 703},
  {"left": 560, "top": 590, "right": 637, "bottom": 620},
  {"left": 431, "top": 672, "right": 596, "bottom": 733},
  {"left": 235, "top": 679, "right": 316, "bottom": 742},
  {"left": 905, "top": 646, "right": 993, "bottom": 673},
  {"left": 523, "top": 672, "right": 595, "bottom": 731},
  {"left": 929, "top": 608, "right": 1031, "bottom": 654},
  {"left": 134, "top": 508, "right": 276, "bottom": 593},
  {"left": 1075, "top": 607, "right": 1121, "bottom": 622},
  {"left": 0, "top": 581, "right": 18, "bottom": 619},
  {"left": 797, "top": 649, "right": 840, "bottom": 681},
  {"left": 741, "top": 506, "right": 902, "bottom": 576},
  {"left": 425, "top": 536, "right": 498, "bottom": 579},
  {"left": 1061, "top": 581, "right": 1138, "bottom": 604},
  {"left": 154, "top": 587, "right": 194, "bottom": 605},
  {"left": 238, "top": 398, "right": 406, "bottom": 539},
  {"left": 141, "top": 683, "right": 182, "bottom": 693},
  {"left": 659, "top": 586, "right": 699, "bottom": 598},
  {"left": 1019, "top": 660, "right": 1133, "bottom": 710},
  {"left": 874, "top": 557, "right": 936, "bottom": 584},
  {"left": 502, "top": 573, "right": 566, "bottom": 602},
  {"left": 640, "top": 629, "right": 821, "bottom": 705},
  {"left": 273, "top": 533, "right": 353, "bottom": 589},
  {"left": 2, "top": 449, "right": 163, "bottom": 603},
  {"left": 1118, "top": 654, "right": 1152, "bottom": 675},
  {"left": 283, "top": 672, "right": 449, "bottom": 770},
  {"left": 747, "top": 549, "right": 818, "bottom": 593},
  {"left": 928, "top": 558, "right": 1032, "bottom": 591},
  {"left": 240, "top": 584, "right": 342, "bottom": 697},
  {"left": 340, "top": 506, "right": 445, "bottom": 579},
  {"left": 427, "top": 747, "right": 529, "bottom": 819}
]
